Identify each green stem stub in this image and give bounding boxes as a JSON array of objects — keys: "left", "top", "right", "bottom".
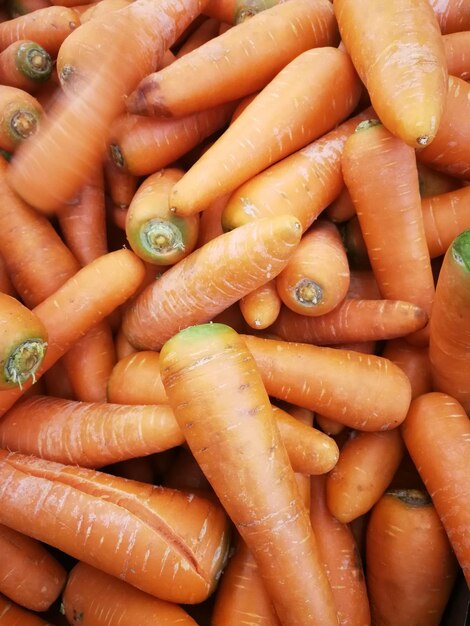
[
  {"left": 294, "top": 279, "right": 323, "bottom": 307},
  {"left": 141, "top": 219, "right": 185, "bottom": 261},
  {"left": 451, "top": 228, "right": 470, "bottom": 273},
  {"left": 109, "top": 143, "right": 125, "bottom": 170},
  {"left": 355, "top": 119, "right": 381, "bottom": 133},
  {"left": 4, "top": 338, "right": 47, "bottom": 388},
  {"left": 17, "top": 42, "right": 53, "bottom": 82},
  {"left": 10, "top": 109, "right": 38, "bottom": 141}
]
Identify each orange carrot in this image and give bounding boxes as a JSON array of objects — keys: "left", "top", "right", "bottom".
[
  {"left": 0, "top": 253, "right": 16, "bottom": 297},
  {"left": 346, "top": 268, "right": 380, "bottom": 299},
  {"left": 127, "top": 0, "right": 339, "bottom": 117},
  {"left": 0, "top": 40, "right": 52, "bottom": 93},
  {"left": 240, "top": 280, "right": 281, "bottom": 330},
  {"left": 122, "top": 214, "right": 302, "bottom": 350},
  {"left": 324, "top": 185, "right": 355, "bottom": 223},
  {"left": 382, "top": 338, "right": 433, "bottom": 400},
  {"left": 0, "top": 449, "right": 230, "bottom": 604},
  {"left": 169, "top": 47, "right": 361, "bottom": 216},
  {"left": 401, "top": 392, "right": 470, "bottom": 585},
  {"left": 43, "top": 359, "right": 75, "bottom": 400},
  {"left": 62, "top": 561, "right": 199, "bottom": 626},
  {"left": 416, "top": 162, "right": 460, "bottom": 198},
  {"left": 315, "top": 414, "right": 345, "bottom": 436},
  {"left": 160, "top": 323, "right": 339, "bottom": 626},
  {"left": 366, "top": 489, "right": 458, "bottom": 625},
  {"left": 429, "top": 0, "right": 470, "bottom": 34},
  {"left": 75, "top": 0, "right": 131, "bottom": 22},
  {"left": 0, "top": 85, "right": 42, "bottom": 151},
  {"left": 125, "top": 168, "right": 200, "bottom": 265},
  {"left": 196, "top": 193, "right": 228, "bottom": 246},
  {"left": 103, "top": 155, "right": 138, "bottom": 210},
  {"left": 421, "top": 185, "right": 470, "bottom": 258},
  {"left": 8, "top": 0, "right": 51, "bottom": 17},
  {"left": 175, "top": 16, "right": 219, "bottom": 57},
  {"left": 334, "top": 0, "right": 448, "bottom": 147},
  {"left": 0, "top": 594, "right": 53, "bottom": 626},
  {"left": 276, "top": 219, "right": 349, "bottom": 317},
  {"left": 107, "top": 351, "right": 168, "bottom": 405},
  {"left": 203, "top": 0, "right": 281, "bottom": 24},
  {"left": 342, "top": 215, "right": 370, "bottom": 270},
  {"left": 114, "top": 325, "right": 137, "bottom": 361},
  {"left": 443, "top": 31, "right": 470, "bottom": 79}
]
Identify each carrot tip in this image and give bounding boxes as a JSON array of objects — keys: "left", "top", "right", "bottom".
[
  {"left": 5, "top": 338, "right": 47, "bottom": 387},
  {"left": 416, "top": 135, "right": 431, "bottom": 146}
]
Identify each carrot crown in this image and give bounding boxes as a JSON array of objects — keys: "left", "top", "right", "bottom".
[{"left": 452, "top": 228, "right": 470, "bottom": 272}]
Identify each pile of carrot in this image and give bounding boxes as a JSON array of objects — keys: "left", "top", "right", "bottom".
[{"left": 0, "top": 0, "right": 467, "bottom": 624}]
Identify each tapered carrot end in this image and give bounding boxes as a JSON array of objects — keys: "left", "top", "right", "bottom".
[
  {"left": 126, "top": 79, "right": 169, "bottom": 117},
  {"left": 451, "top": 228, "right": 470, "bottom": 272}
]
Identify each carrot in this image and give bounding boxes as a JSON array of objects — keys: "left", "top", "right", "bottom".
[
  {"left": 195, "top": 193, "right": 227, "bottom": 246},
  {"left": 276, "top": 219, "right": 349, "bottom": 317},
  {"left": 0, "top": 85, "right": 42, "bottom": 151},
  {"left": 366, "top": 489, "right": 458, "bottom": 625},
  {"left": 125, "top": 168, "right": 200, "bottom": 266},
  {"left": 6, "top": 0, "right": 209, "bottom": 214},
  {"left": 203, "top": 0, "right": 281, "bottom": 24},
  {"left": 8, "top": 0, "right": 51, "bottom": 18},
  {"left": 0, "top": 253, "right": 16, "bottom": 297},
  {"left": 382, "top": 338, "right": 433, "bottom": 400},
  {"left": 240, "top": 280, "right": 281, "bottom": 330},
  {"left": 103, "top": 156, "right": 138, "bottom": 210},
  {"left": 443, "top": 31, "right": 470, "bottom": 80},
  {"left": 342, "top": 216, "right": 370, "bottom": 270},
  {"left": 314, "top": 414, "right": 345, "bottom": 437},
  {"left": 43, "top": 360, "right": 75, "bottom": 400},
  {"left": 108, "top": 103, "right": 236, "bottom": 177},
  {"left": 341, "top": 120, "right": 435, "bottom": 344},
  {"left": 417, "top": 76, "right": 470, "bottom": 179},
  {"left": 334, "top": 0, "right": 448, "bottom": 148},
  {"left": 346, "top": 269, "right": 380, "bottom": 299},
  {"left": 243, "top": 334, "right": 412, "bottom": 431},
  {"left": 0, "top": 594, "right": 53, "bottom": 626},
  {"left": 0, "top": 40, "right": 52, "bottom": 92},
  {"left": 107, "top": 351, "right": 168, "bottom": 405},
  {"left": 309, "top": 475, "right": 371, "bottom": 626},
  {"left": 212, "top": 534, "right": 282, "bottom": 626},
  {"left": 160, "top": 323, "right": 339, "bottom": 626},
  {"left": 62, "top": 561, "right": 199, "bottom": 626},
  {"left": 221, "top": 107, "right": 373, "bottom": 233},
  {"left": 163, "top": 447, "right": 210, "bottom": 492},
  {"left": 0, "top": 450, "right": 230, "bottom": 604},
  {"left": 270, "top": 298, "right": 428, "bottom": 346},
  {"left": 416, "top": 162, "right": 461, "bottom": 198},
  {"left": 402, "top": 392, "right": 470, "bottom": 585},
  {"left": 428, "top": 228, "right": 470, "bottom": 410},
  {"left": 0, "top": 249, "right": 145, "bottom": 416},
  {"left": 0, "top": 6, "right": 80, "bottom": 56},
  {"left": 127, "top": 0, "right": 339, "bottom": 117},
  {"left": 429, "top": 0, "right": 470, "bottom": 34},
  {"left": 78, "top": 0, "right": 132, "bottom": 22},
  {"left": 122, "top": 214, "right": 302, "bottom": 350},
  {"left": 169, "top": 48, "right": 361, "bottom": 216},
  {"left": 324, "top": 185, "right": 355, "bottom": 224},
  {"left": 175, "top": 16, "right": 219, "bottom": 57}
]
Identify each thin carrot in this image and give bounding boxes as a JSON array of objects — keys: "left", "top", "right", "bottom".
[
  {"left": 240, "top": 280, "right": 281, "bottom": 330},
  {"left": 127, "top": 0, "right": 339, "bottom": 117},
  {"left": 401, "top": 392, "right": 470, "bottom": 585},
  {"left": 324, "top": 185, "right": 355, "bottom": 223},
  {"left": 169, "top": 47, "right": 361, "bottom": 216},
  {"left": 314, "top": 414, "right": 345, "bottom": 437},
  {"left": 107, "top": 351, "right": 168, "bottom": 405},
  {"left": 0, "top": 40, "right": 52, "bottom": 93},
  {"left": 196, "top": 193, "right": 228, "bottom": 246},
  {"left": 122, "top": 214, "right": 302, "bottom": 350},
  {"left": 63, "top": 561, "right": 199, "bottom": 626},
  {"left": 382, "top": 338, "right": 433, "bottom": 400},
  {"left": 103, "top": 155, "right": 138, "bottom": 210},
  {"left": 242, "top": 334, "right": 412, "bottom": 431},
  {"left": 341, "top": 120, "right": 435, "bottom": 344},
  {"left": 175, "top": 16, "right": 219, "bottom": 57},
  {"left": 0, "top": 449, "right": 230, "bottom": 604},
  {"left": 0, "top": 85, "right": 42, "bottom": 151},
  {"left": 334, "top": 0, "right": 448, "bottom": 148},
  {"left": 0, "top": 594, "right": 53, "bottom": 626},
  {"left": 366, "top": 489, "right": 458, "bottom": 625},
  {"left": 108, "top": 103, "right": 236, "bottom": 177},
  {"left": 429, "top": 0, "right": 470, "bottom": 34},
  {"left": 160, "top": 323, "right": 339, "bottom": 626},
  {"left": 443, "top": 31, "right": 470, "bottom": 80},
  {"left": 276, "top": 219, "right": 349, "bottom": 317}
]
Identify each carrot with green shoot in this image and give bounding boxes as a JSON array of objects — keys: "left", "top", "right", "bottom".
[
  {"left": 0, "top": 40, "right": 52, "bottom": 92},
  {"left": 0, "top": 85, "right": 42, "bottom": 151}
]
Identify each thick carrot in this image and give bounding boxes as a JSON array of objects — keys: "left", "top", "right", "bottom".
[
  {"left": 0, "top": 449, "right": 230, "bottom": 603},
  {"left": 382, "top": 338, "right": 433, "bottom": 400},
  {"left": 0, "top": 85, "right": 42, "bottom": 151},
  {"left": 401, "top": 392, "right": 470, "bottom": 585},
  {"left": 429, "top": 0, "right": 470, "bottom": 34},
  {"left": 326, "top": 429, "right": 405, "bottom": 524},
  {"left": 221, "top": 107, "right": 373, "bottom": 232},
  {"left": 276, "top": 219, "right": 350, "bottom": 317},
  {"left": 125, "top": 168, "right": 200, "bottom": 265},
  {"left": 160, "top": 323, "right": 339, "bottom": 626},
  {"left": 63, "top": 561, "right": 199, "bottom": 626},
  {"left": 122, "top": 214, "right": 302, "bottom": 350},
  {"left": 417, "top": 76, "right": 470, "bottom": 179},
  {"left": 6, "top": 0, "right": 209, "bottom": 213},
  {"left": 270, "top": 298, "right": 428, "bottom": 346},
  {"left": 341, "top": 120, "right": 435, "bottom": 344},
  {"left": 240, "top": 280, "right": 281, "bottom": 330},
  {"left": 0, "top": 524, "right": 65, "bottom": 611},
  {"left": 169, "top": 47, "right": 361, "bottom": 216},
  {"left": 421, "top": 185, "right": 470, "bottom": 258},
  {"left": 107, "top": 351, "right": 168, "bottom": 405},
  {"left": 127, "top": 0, "right": 339, "bottom": 117},
  {"left": 366, "top": 489, "right": 458, "bottom": 626},
  {"left": 243, "top": 334, "right": 412, "bottom": 430},
  {"left": 0, "top": 594, "right": 53, "bottom": 626},
  {"left": 0, "top": 40, "right": 52, "bottom": 92},
  {"left": 443, "top": 31, "right": 470, "bottom": 80},
  {"left": 108, "top": 103, "right": 236, "bottom": 177},
  {"left": 309, "top": 475, "right": 371, "bottom": 626},
  {"left": 334, "top": 0, "right": 448, "bottom": 148}
]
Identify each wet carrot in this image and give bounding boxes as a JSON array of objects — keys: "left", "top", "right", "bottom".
[
  {"left": 0, "top": 84, "right": 42, "bottom": 151},
  {"left": 240, "top": 280, "right": 281, "bottom": 330},
  {"left": 382, "top": 338, "right": 433, "bottom": 400},
  {"left": 0, "top": 40, "right": 52, "bottom": 93},
  {"left": 0, "top": 594, "right": 53, "bottom": 626}
]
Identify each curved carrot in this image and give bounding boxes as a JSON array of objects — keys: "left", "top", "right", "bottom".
[
  {"left": 443, "top": 31, "right": 470, "bottom": 80},
  {"left": 240, "top": 280, "right": 281, "bottom": 330},
  {"left": 276, "top": 219, "right": 349, "bottom": 316},
  {"left": 63, "top": 561, "right": 199, "bottom": 626},
  {"left": 127, "top": 0, "right": 339, "bottom": 117},
  {"left": 126, "top": 168, "right": 200, "bottom": 265},
  {"left": 401, "top": 392, "right": 470, "bottom": 585},
  {"left": 366, "top": 489, "right": 458, "bottom": 625},
  {"left": 324, "top": 185, "right": 355, "bottom": 223},
  {"left": 334, "top": 0, "right": 448, "bottom": 148},
  {"left": 0, "top": 85, "right": 42, "bottom": 151},
  {"left": 170, "top": 47, "right": 361, "bottom": 216},
  {"left": 160, "top": 323, "right": 339, "bottom": 626},
  {"left": 122, "top": 214, "right": 302, "bottom": 350},
  {"left": 382, "top": 338, "right": 433, "bottom": 400},
  {"left": 341, "top": 120, "right": 435, "bottom": 344},
  {"left": 0, "top": 40, "right": 52, "bottom": 93},
  {"left": 0, "top": 594, "right": 53, "bottom": 626},
  {"left": 429, "top": 0, "right": 470, "bottom": 34},
  {"left": 310, "top": 475, "right": 371, "bottom": 626}
]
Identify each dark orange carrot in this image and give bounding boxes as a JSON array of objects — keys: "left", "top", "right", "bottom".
[
  {"left": 8, "top": 0, "right": 51, "bottom": 18},
  {"left": 160, "top": 323, "right": 339, "bottom": 626},
  {"left": 334, "top": 0, "right": 448, "bottom": 148},
  {"left": 341, "top": 215, "right": 370, "bottom": 270},
  {"left": 421, "top": 186, "right": 470, "bottom": 258},
  {"left": 103, "top": 154, "right": 138, "bottom": 211},
  {"left": 0, "top": 253, "right": 16, "bottom": 297},
  {"left": 0, "top": 85, "right": 42, "bottom": 151},
  {"left": 196, "top": 193, "right": 228, "bottom": 247},
  {"left": 122, "top": 214, "right": 302, "bottom": 351},
  {"left": 382, "top": 338, "right": 433, "bottom": 400},
  {"left": 0, "top": 594, "right": 53, "bottom": 625},
  {"left": 401, "top": 392, "right": 470, "bottom": 585},
  {"left": 242, "top": 334, "right": 412, "bottom": 431},
  {"left": 366, "top": 489, "right": 458, "bottom": 626},
  {"left": 163, "top": 447, "right": 210, "bottom": 492},
  {"left": 107, "top": 351, "right": 168, "bottom": 405},
  {"left": 127, "top": 0, "right": 339, "bottom": 117},
  {"left": 240, "top": 280, "right": 281, "bottom": 330},
  {"left": 0, "top": 40, "right": 52, "bottom": 93},
  {"left": 326, "top": 429, "right": 405, "bottom": 524},
  {"left": 443, "top": 31, "right": 470, "bottom": 79},
  {"left": 43, "top": 359, "right": 75, "bottom": 400},
  {"left": 314, "top": 414, "right": 345, "bottom": 437},
  {"left": 324, "top": 185, "right": 355, "bottom": 223},
  {"left": 203, "top": 0, "right": 280, "bottom": 24},
  {"left": 416, "top": 162, "right": 461, "bottom": 198},
  {"left": 346, "top": 269, "right": 380, "bottom": 299},
  {"left": 429, "top": 0, "right": 470, "bottom": 34}
]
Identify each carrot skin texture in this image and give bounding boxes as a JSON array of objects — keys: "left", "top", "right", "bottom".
[
  {"left": 107, "top": 351, "right": 168, "bottom": 405},
  {"left": 382, "top": 338, "right": 432, "bottom": 400},
  {"left": 401, "top": 392, "right": 470, "bottom": 585},
  {"left": 366, "top": 490, "right": 458, "bottom": 626},
  {"left": 421, "top": 186, "right": 470, "bottom": 259},
  {"left": 240, "top": 280, "right": 281, "bottom": 330},
  {"left": 429, "top": 0, "right": 470, "bottom": 34},
  {"left": 169, "top": 47, "right": 361, "bottom": 215},
  {"left": 160, "top": 323, "right": 339, "bottom": 626},
  {"left": 443, "top": 31, "right": 470, "bottom": 80},
  {"left": 63, "top": 561, "right": 199, "bottom": 625},
  {"left": 0, "top": 450, "right": 230, "bottom": 604},
  {"left": 334, "top": 0, "right": 448, "bottom": 147},
  {"left": 122, "top": 214, "right": 302, "bottom": 351},
  {"left": 0, "top": 594, "right": 53, "bottom": 626}
]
